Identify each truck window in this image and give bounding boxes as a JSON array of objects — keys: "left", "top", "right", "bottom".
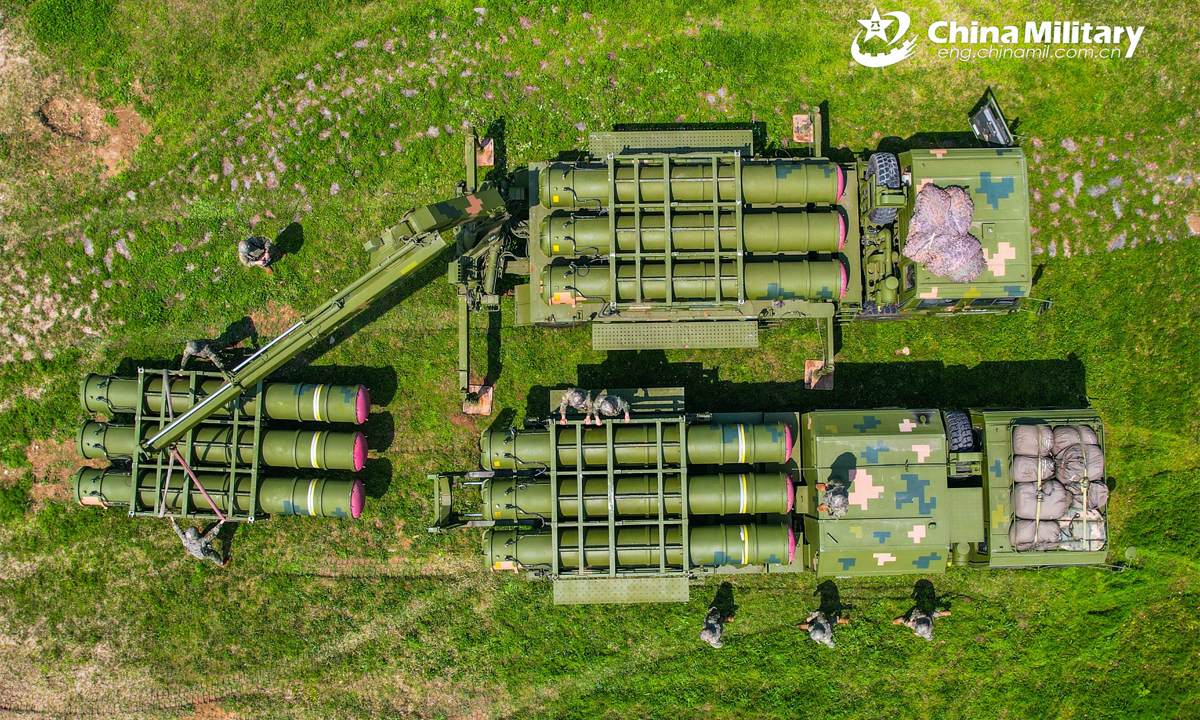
[{"left": 917, "top": 298, "right": 958, "bottom": 309}]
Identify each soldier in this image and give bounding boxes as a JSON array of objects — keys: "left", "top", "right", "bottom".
[
  {"left": 587, "top": 393, "right": 631, "bottom": 425},
  {"left": 171, "top": 517, "right": 229, "bottom": 566},
  {"left": 238, "top": 235, "right": 282, "bottom": 274},
  {"left": 180, "top": 339, "right": 229, "bottom": 372},
  {"left": 699, "top": 606, "right": 733, "bottom": 649},
  {"left": 798, "top": 610, "right": 849, "bottom": 648},
  {"left": 815, "top": 480, "right": 850, "bottom": 518},
  {"left": 894, "top": 607, "right": 950, "bottom": 641},
  {"left": 556, "top": 387, "right": 592, "bottom": 425}
]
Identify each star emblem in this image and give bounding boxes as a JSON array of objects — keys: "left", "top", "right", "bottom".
[{"left": 858, "top": 7, "right": 894, "bottom": 42}]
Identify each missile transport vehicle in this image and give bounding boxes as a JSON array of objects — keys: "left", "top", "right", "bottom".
[
  {"left": 431, "top": 389, "right": 1109, "bottom": 605},
  {"left": 70, "top": 92, "right": 1042, "bottom": 526}
]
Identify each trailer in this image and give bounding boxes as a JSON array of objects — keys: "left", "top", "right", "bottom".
[{"left": 431, "top": 388, "right": 1109, "bottom": 604}]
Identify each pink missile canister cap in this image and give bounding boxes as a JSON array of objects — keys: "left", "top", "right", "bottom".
[
  {"left": 785, "top": 473, "right": 796, "bottom": 514},
  {"left": 835, "top": 164, "right": 846, "bottom": 202},
  {"left": 350, "top": 479, "right": 366, "bottom": 519},
  {"left": 784, "top": 424, "right": 793, "bottom": 463},
  {"left": 787, "top": 525, "right": 797, "bottom": 564},
  {"left": 352, "top": 431, "right": 367, "bottom": 472},
  {"left": 355, "top": 385, "right": 371, "bottom": 425},
  {"left": 837, "top": 212, "right": 847, "bottom": 250},
  {"left": 839, "top": 261, "right": 849, "bottom": 299}
]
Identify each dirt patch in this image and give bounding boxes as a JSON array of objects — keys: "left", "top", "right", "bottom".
[
  {"left": 96, "top": 104, "right": 151, "bottom": 177},
  {"left": 180, "top": 701, "right": 238, "bottom": 720},
  {"left": 25, "top": 437, "right": 103, "bottom": 507},
  {"left": 40, "top": 97, "right": 109, "bottom": 142},
  {"left": 1187, "top": 215, "right": 1200, "bottom": 236},
  {"left": 249, "top": 300, "right": 302, "bottom": 338}
]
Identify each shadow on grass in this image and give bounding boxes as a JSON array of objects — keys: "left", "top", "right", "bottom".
[
  {"left": 816, "top": 579, "right": 852, "bottom": 619},
  {"left": 522, "top": 353, "right": 1088, "bottom": 418}
]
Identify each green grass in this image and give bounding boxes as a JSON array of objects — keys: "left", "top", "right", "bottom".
[{"left": 0, "top": 0, "right": 1198, "bottom": 717}]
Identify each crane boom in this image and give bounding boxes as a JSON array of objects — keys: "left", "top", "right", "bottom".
[{"left": 143, "top": 189, "right": 506, "bottom": 453}]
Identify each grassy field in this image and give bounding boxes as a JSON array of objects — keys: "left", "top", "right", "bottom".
[{"left": 1, "top": 0, "right": 1198, "bottom": 717}]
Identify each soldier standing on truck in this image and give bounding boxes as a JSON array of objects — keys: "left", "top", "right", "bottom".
[
  {"left": 557, "top": 387, "right": 592, "bottom": 425},
  {"left": 238, "top": 235, "right": 282, "bottom": 275},
  {"left": 699, "top": 606, "right": 733, "bottom": 649},
  {"left": 171, "top": 517, "right": 229, "bottom": 566},
  {"left": 180, "top": 339, "right": 229, "bottom": 372},
  {"left": 798, "top": 610, "right": 849, "bottom": 648},
  {"left": 894, "top": 608, "right": 950, "bottom": 641},
  {"left": 588, "top": 393, "right": 631, "bottom": 425}
]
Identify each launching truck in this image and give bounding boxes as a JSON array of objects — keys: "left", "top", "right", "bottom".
[
  {"left": 73, "top": 93, "right": 1042, "bottom": 524},
  {"left": 431, "top": 388, "right": 1110, "bottom": 605}
]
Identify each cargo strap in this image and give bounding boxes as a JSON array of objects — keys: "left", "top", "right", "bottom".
[
  {"left": 171, "top": 447, "right": 227, "bottom": 522},
  {"left": 157, "top": 369, "right": 177, "bottom": 518},
  {"left": 1077, "top": 426, "right": 1089, "bottom": 550}
]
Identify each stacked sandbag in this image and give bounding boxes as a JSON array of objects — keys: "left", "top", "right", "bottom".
[
  {"left": 1008, "top": 423, "right": 1109, "bottom": 553},
  {"left": 902, "top": 184, "right": 986, "bottom": 283}
]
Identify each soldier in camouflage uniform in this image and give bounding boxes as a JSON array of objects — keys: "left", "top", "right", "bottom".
[
  {"left": 699, "top": 606, "right": 733, "bottom": 649},
  {"left": 180, "top": 339, "right": 229, "bottom": 372},
  {"left": 557, "top": 387, "right": 592, "bottom": 425},
  {"left": 171, "top": 517, "right": 228, "bottom": 566},
  {"left": 238, "top": 235, "right": 282, "bottom": 275},
  {"left": 798, "top": 610, "right": 849, "bottom": 648},
  {"left": 587, "top": 393, "right": 631, "bottom": 425},
  {"left": 815, "top": 480, "right": 850, "bottom": 518},
  {"left": 894, "top": 607, "right": 950, "bottom": 641}
]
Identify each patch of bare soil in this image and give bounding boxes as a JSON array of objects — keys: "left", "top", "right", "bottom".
[
  {"left": 180, "top": 701, "right": 239, "bottom": 720},
  {"left": 40, "top": 97, "right": 108, "bottom": 142},
  {"left": 41, "top": 97, "right": 150, "bottom": 178},
  {"left": 24, "top": 437, "right": 103, "bottom": 508},
  {"left": 248, "top": 299, "right": 302, "bottom": 338}
]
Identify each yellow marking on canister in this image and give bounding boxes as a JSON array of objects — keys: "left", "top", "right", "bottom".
[
  {"left": 494, "top": 460, "right": 501, "bottom": 468},
  {"left": 740, "top": 524, "right": 749, "bottom": 564},
  {"left": 307, "top": 479, "right": 318, "bottom": 517},
  {"left": 312, "top": 384, "right": 324, "bottom": 422},
  {"left": 309, "top": 431, "right": 323, "bottom": 469},
  {"left": 552, "top": 244, "right": 560, "bottom": 252},
  {"left": 737, "top": 424, "right": 746, "bottom": 464},
  {"left": 552, "top": 194, "right": 560, "bottom": 204},
  {"left": 738, "top": 473, "right": 747, "bottom": 514}
]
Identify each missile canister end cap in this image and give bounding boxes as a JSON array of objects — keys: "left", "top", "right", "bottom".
[
  {"left": 75, "top": 421, "right": 89, "bottom": 459},
  {"left": 839, "top": 262, "right": 848, "bottom": 300},
  {"left": 788, "top": 525, "right": 797, "bottom": 564},
  {"left": 837, "top": 211, "right": 847, "bottom": 250},
  {"left": 784, "top": 424, "right": 794, "bottom": 463},
  {"left": 78, "top": 375, "right": 92, "bottom": 411},
  {"left": 350, "top": 479, "right": 365, "bottom": 519},
  {"left": 356, "top": 385, "right": 371, "bottom": 425},
  {"left": 785, "top": 474, "right": 795, "bottom": 514},
  {"left": 835, "top": 164, "right": 846, "bottom": 202},
  {"left": 352, "top": 432, "right": 367, "bottom": 472}
]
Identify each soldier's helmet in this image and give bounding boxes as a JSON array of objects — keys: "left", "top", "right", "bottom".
[
  {"left": 184, "top": 527, "right": 200, "bottom": 541},
  {"left": 914, "top": 616, "right": 934, "bottom": 641}
]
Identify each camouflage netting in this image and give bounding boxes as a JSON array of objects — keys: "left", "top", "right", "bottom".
[
  {"left": 1007, "top": 424, "right": 1109, "bottom": 553},
  {"left": 903, "top": 184, "right": 986, "bottom": 283}
]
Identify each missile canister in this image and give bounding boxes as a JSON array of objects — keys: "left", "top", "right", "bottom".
[
  {"left": 76, "top": 421, "right": 367, "bottom": 472},
  {"left": 484, "top": 523, "right": 795, "bottom": 569},
  {"left": 482, "top": 472, "right": 795, "bottom": 520},
  {"left": 539, "top": 210, "right": 846, "bottom": 256},
  {"left": 538, "top": 159, "right": 845, "bottom": 208},
  {"left": 541, "top": 260, "right": 848, "bottom": 304},
  {"left": 74, "top": 467, "right": 365, "bottom": 518},
  {"left": 480, "top": 422, "right": 792, "bottom": 470},
  {"left": 79, "top": 374, "right": 370, "bottom": 425}
]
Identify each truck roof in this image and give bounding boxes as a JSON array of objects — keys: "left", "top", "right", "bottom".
[{"left": 901, "top": 147, "right": 1032, "bottom": 300}]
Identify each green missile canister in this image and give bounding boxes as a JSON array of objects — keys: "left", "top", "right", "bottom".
[
  {"left": 539, "top": 210, "right": 846, "bottom": 256},
  {"left": 483, "top": 523, "right": 795, "bottom": 569},
  {"left": 481, "top": 472, "right": 795, "bottom": 520},
  {"left": 76, "top": 421, "right": 367, "bottom": 471},
  {"left": 538, "top": 159, "right": 845, "bottom": 208},
  {"left": 79, "top": 374, "right": 370, "bottom": 425},
  {"left": 480, "top": 422, "right": 792, "bottom": 470},
  {"left": 74, "top": 467, "right": 365, "bottom": 518},
  {"left": 542, "top": 260, "right": 848, "bottom": 304}
]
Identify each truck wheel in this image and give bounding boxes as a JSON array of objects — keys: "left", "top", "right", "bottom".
[
  {"left": 866, "top": 152, "right": 901, "bottom": 225},
  {"left": 943, "top": 410, "right": 976, "bottom": 452}
]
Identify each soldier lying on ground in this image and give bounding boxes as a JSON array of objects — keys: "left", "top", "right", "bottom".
[
  {"left": 180, "top": 339, "right": 229, "bottom": 372},
  {"left": 894, "top": 607, "right": 950, "bottom": 641},
  {"left": 557, "top": 387, "right": 592, "bottom": 425},
  {"left": 588, "top": 393, "right": 631, "bottom": 425},
  {"left": 238, "top": 235, "right": 283, "bottom": 275},
  {"left": 699, "top": 606, "right": 734, "bottom": 649},
  {"left": 798, "top": 610, "right": 849, "bottom": 648},
  {"left": 171, "top": 517, "right": 229, "bottom": 567}
]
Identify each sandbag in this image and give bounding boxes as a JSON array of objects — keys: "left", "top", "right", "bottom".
[
  {"left": 1011, "top": 480, "right": 1071, "bottom": 520},
  {"left": 1086, "top": 482, "right": 1109, "bottom": 510},
  {"left": 1054, "top": 443, "right": 1105, "bottom": 483},
  {"left": 1012, "top": 425, "right": 1052, "bottom": 457},
  {"left": 1051, "top": 425, "right": 1099, "bottom": 453},
  {"left": 1009, "top": 519, "right": 1062, "bottom": 552},
  {"left": 1058, "top": 510, "right": 1107, "bottom": 552},
  {"left": 1011, "top": 455, "right": 1055, "bottom": 483}
]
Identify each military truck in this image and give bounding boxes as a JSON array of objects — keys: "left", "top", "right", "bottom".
[{"left": 431, "top": 388, "right": 1109, "bottom": 605}]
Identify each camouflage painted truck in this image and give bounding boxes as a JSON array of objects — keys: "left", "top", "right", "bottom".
[{"left": 431, "top": 389, "right": 1110, "bottom": 605}]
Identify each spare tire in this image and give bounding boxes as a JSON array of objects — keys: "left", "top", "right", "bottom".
[
  {"left": 943, "top": 410, "right": 976, "bottom": 452},
  {"left": 866, "top": 152, "right": 901, "bottom": 225}
]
